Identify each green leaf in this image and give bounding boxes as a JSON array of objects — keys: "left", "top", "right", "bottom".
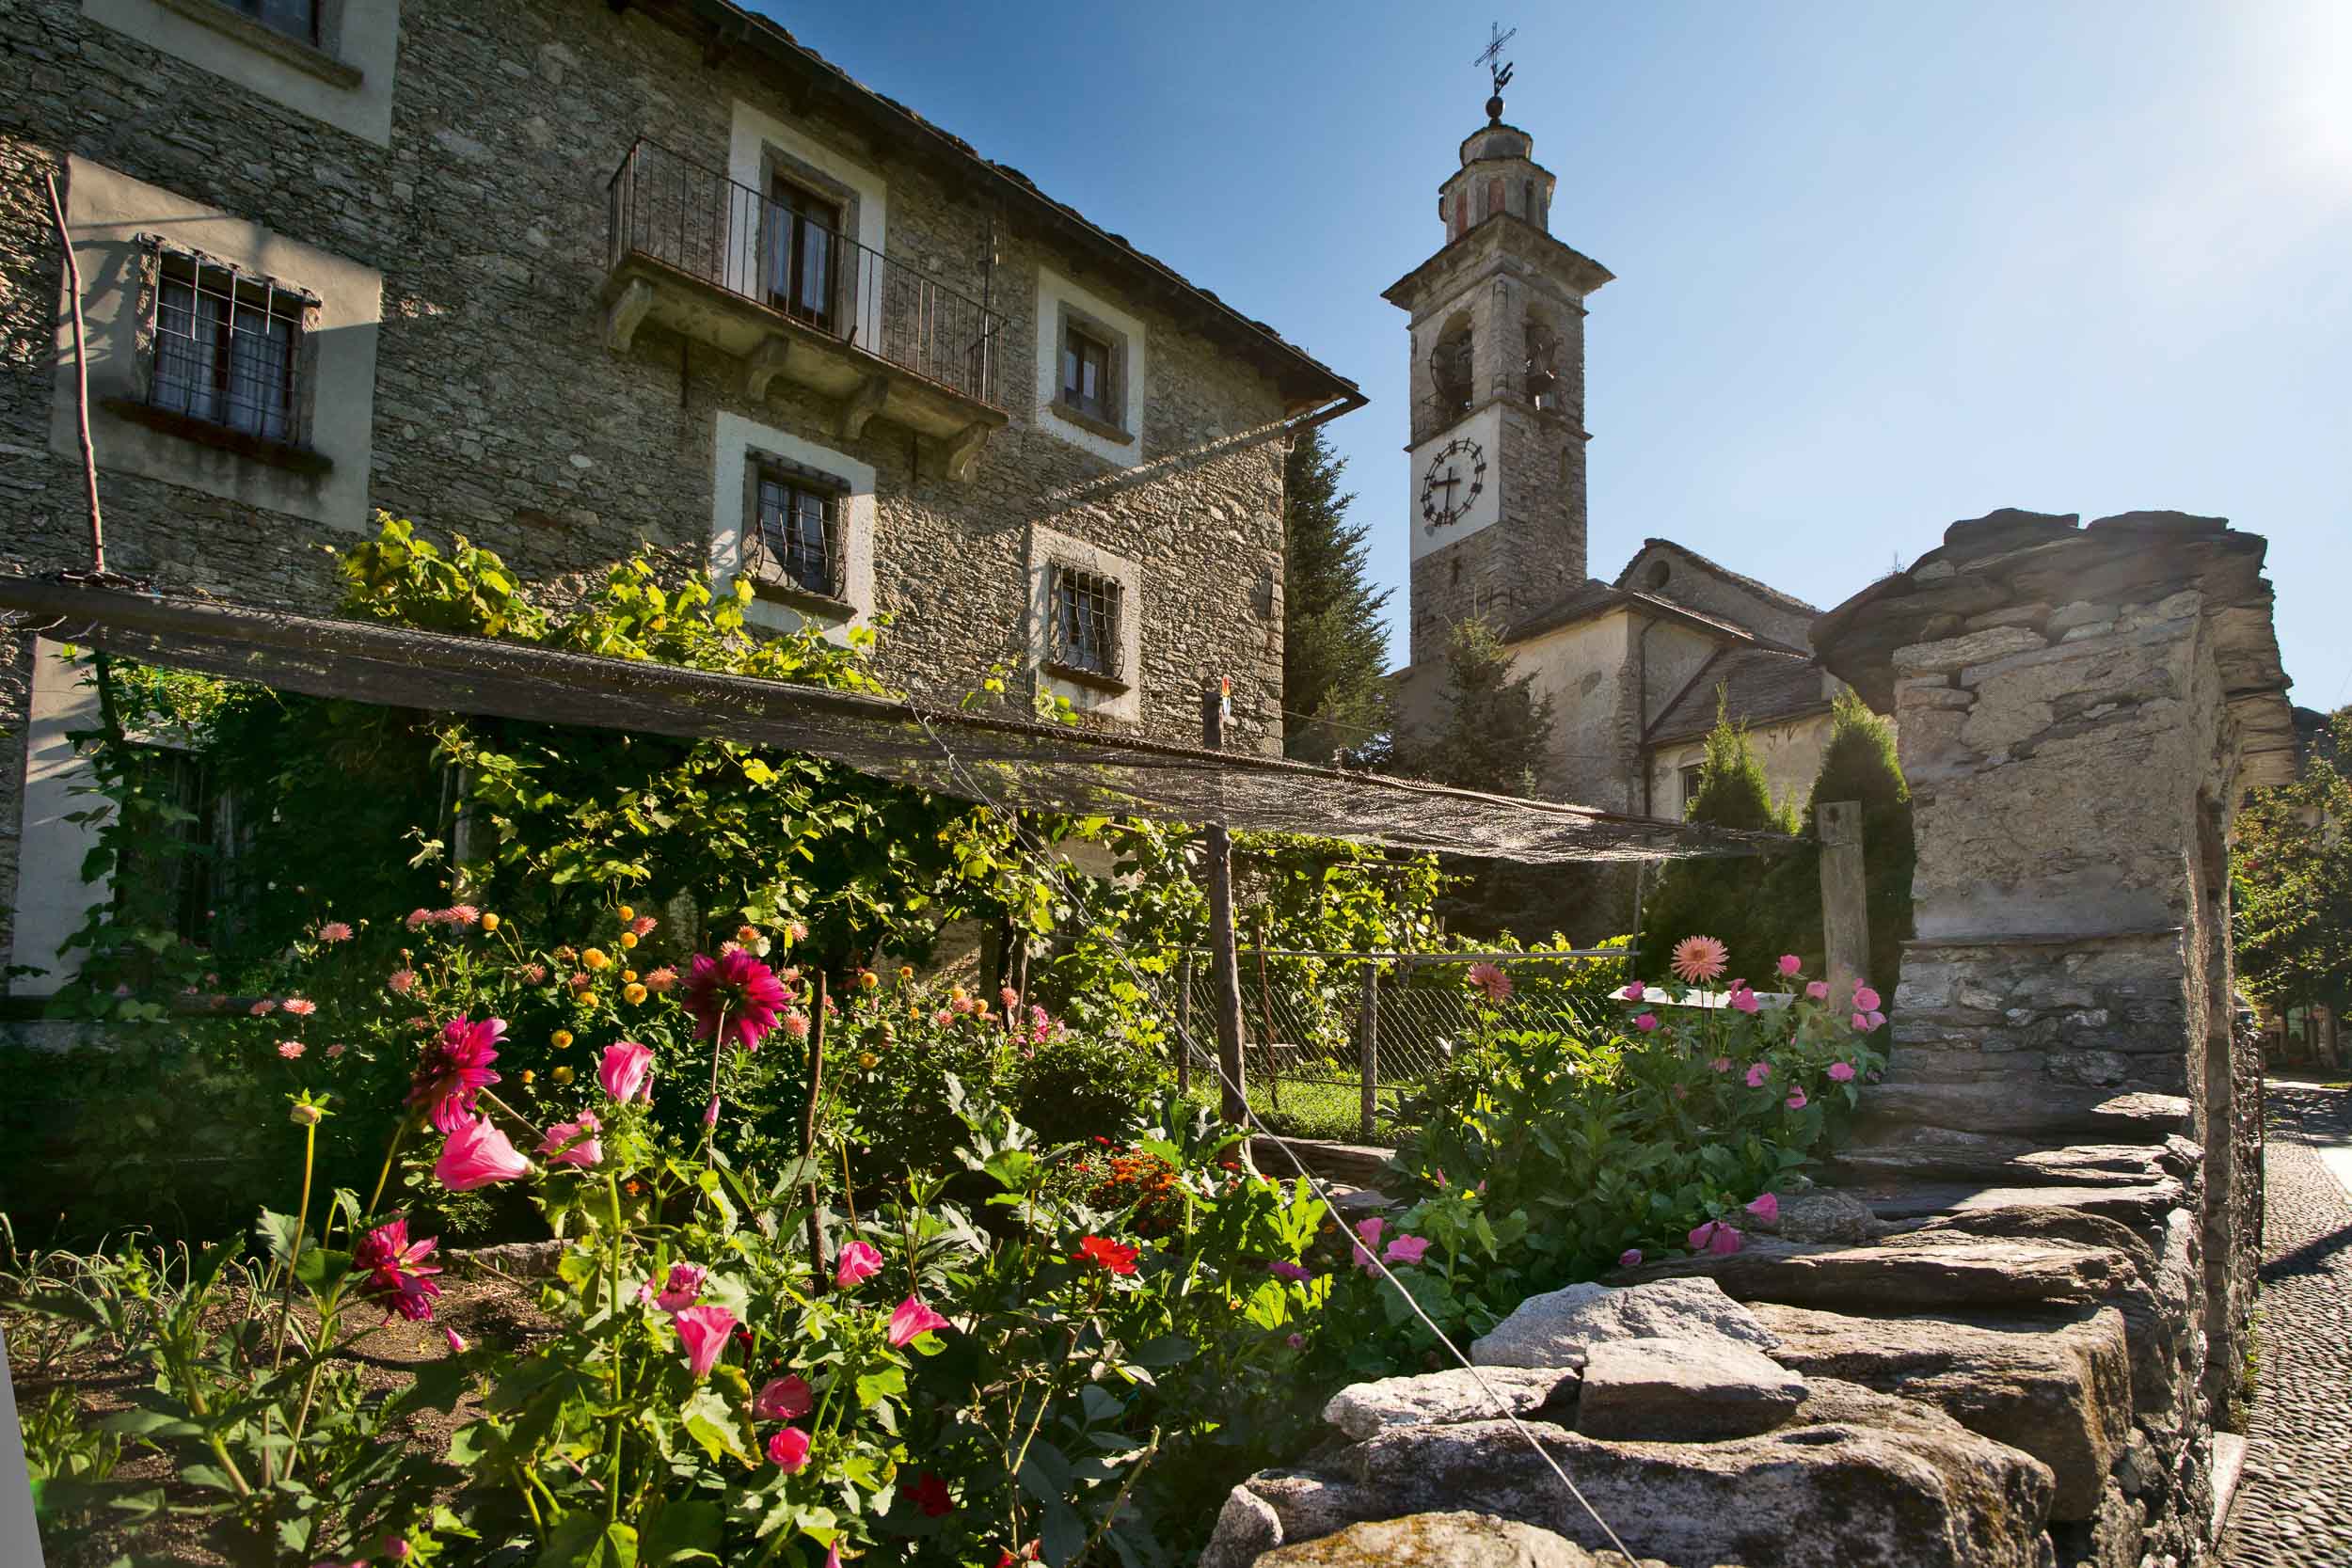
[
  {"left": 678, "top": 1388, "right": 749, "bottom": 1465},
  {"left": 540, "top": 1514, "right": 640, "bottom": 1568},
  {"left": 639, "top": 1499, "right": 723, "bottom": 1564},
  {"left": 854, "top": 1365, "right": 906, "bottom": 1406},
  {"left": 1040, "top": 1498, "right": 1089, "bottom": 1566},
  {"left": 1126, "top": 1335, "right": 1194, "bottom": 1368}
]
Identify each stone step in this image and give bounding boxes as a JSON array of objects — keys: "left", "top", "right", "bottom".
[
  {"left": 1830, "top": 1132, "right": 2196, "bottom": 1190},
  {"left": 1610, "top": 1235, "right": 2138, "bottom": 1314},
  {"left": 1856, "top": 1085, "right": 2189, "bottom": 1140},
  {"left": 1863, "top": 1179, "right": 2187, "bottom": 1234}
]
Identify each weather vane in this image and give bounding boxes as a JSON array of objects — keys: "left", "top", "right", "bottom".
[{"left": 1475, "top": 21, "right": 1516, "bottom": 119}]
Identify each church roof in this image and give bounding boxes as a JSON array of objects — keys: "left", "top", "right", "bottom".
[
  {"left": 1504, "top": 579, "right": 1805, "bottom": 654},
  {"left": 1615, "top": 539, "right": 1824, "bottom": 620},
  {"left": 1646, "top": 646, "right": 1835, "bottom": 746}
]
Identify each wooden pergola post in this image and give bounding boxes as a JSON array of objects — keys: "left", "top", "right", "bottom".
[
  {"left": 1201, "top": 681, "right": 1248, "bottom": 1125},
  {"left": 1358, "top": 964, "right": 1379, "bottom": 1144},
  {"left": 1818, "top": 800, "right": 1868, "bottom": 1005}
]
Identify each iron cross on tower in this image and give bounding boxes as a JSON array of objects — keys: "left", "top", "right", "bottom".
[{"left": 1475, "top": 22, "right": 1517, "bottom": 100}]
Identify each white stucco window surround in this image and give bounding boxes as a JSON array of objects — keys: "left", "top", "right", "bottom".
[
  {"left": 1034, "top": 268, "right": 1146, "bottom": 462},
  {"left": 8, "top": 641, "right": 110, "bottom": 996},
  {"left": 710, "top": 411, "right": 875, "bottom": 641},
  {"left": 49, "top": 156, "right": 382, "bottom": 531},
  {"left": 1027, "top": 524, "right": 1143, "bottom": 724},
  {"left": 81, "top": 0, "right": 399, "bottom": 146},
  {"left": 726, "top": 101, "right": 890, "bottom": 346}
]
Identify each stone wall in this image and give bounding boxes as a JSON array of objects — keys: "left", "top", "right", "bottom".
[{"left": 0, "top": 0, "right": 1335, "bottom": 983}]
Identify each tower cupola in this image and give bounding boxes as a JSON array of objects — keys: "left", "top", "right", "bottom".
[{"left": 1438, "top": 112, "right": 1556, "bottom": 243}]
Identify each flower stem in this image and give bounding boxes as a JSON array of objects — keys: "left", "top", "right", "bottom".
[
  {"left": 700, "top": 1004, "right": 730, "bottom": 1167},
  {"left": 365, "top": 1115, "right": 411, "bottom": 1219}
]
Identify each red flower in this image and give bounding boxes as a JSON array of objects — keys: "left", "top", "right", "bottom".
[
  {"left": 408, "top": 1017, "right": 504, "bottom": 1133},
  {"left": 1073, "top": 1236, "right": 1138, "bottom": 1275},
  {"left": 680, "top": 949, "right": 787, "bottom": 1052},
  {"left": 353, "top": 1217, "right": 442, "bottom": 1322},
  {"left": 908, "top": 1470, "right": 954, "bottom": 1517}
]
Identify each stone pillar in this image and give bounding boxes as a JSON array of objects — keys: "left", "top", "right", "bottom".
[{"left": 1814, "top": 509, "right": 2295, "bottom": 1433}]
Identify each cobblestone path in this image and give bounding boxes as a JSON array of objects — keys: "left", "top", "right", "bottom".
[{"left": 2220, "top": 1082, "right": 2352, "bottom": 1565}]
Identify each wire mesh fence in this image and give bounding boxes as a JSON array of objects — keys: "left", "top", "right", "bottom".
[{"left": 1153, "top": 949, "right": 1629, "bottom": 1142}]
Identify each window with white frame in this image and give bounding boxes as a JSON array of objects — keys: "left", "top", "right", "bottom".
[
  {"left": 745, "top": 461, "right": 850, "bottom": 602},
  {"left": 1679, "top": 763, "right": 1704, "bottom": 814},
  {"left": 1060, "top": 323, "right": 1115, "bottom": 424},
  {"left": 217, "top": 0, "right": 317, "bottom": 42},
  {"left": 146, "top": 241, "right": 312, "bottom": 446},
  {"left": 1047, "top": 563, "right": 1124, "bottom": 683}
]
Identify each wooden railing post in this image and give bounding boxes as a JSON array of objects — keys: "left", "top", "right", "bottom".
[
  {"left": 1176, "top": 954, "right": 1193, "bottom": 1099},
  {"left": 1202, "top": 681, "right": 1248, "bottom": 1125},
  {"left": 1819, "top": 800, "right": 1869, "bottom": 1006},
  {"left": 1358, "top": 964, "right": 1379, "bottom": 1144}
]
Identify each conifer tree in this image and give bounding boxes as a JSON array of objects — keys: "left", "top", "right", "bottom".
[
  {"left": 2234, "top": 706, "right": 2352, "bottom": 1026},
  {"left": 1280, "top": 428, "right": 1393, "bottom": 765},
  {"left": 1406, "top": 616, "right": 1558, "bottom": 796},
  {"left": 1635, "top": 696, "right": 1799, "bottom": 982},
  {"left": 1767, "top": 690, "right": 1916, "bottom": 1003}
]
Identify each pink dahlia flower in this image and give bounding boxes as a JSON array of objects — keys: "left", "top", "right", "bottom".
[
  {"left": 598, "top": 1040, "right": 654, "bottom": 1104},
  {"left": 278, "top": 1040, "right": 306, "bottom": 1059},
  {"left": 645, "top": 967, "right": 681, "bottom": 994},
  {"left": 1669, "top": 935, "right": 1730, "bottom": 985},
  {"left": 755, "top": 1374, "right": 814, "bottom": 1421},
  {"left": 628, "top": 914, "right": 658, "bottom": 938},
  {"left": 388, "top": 969, "right": 418, "bottom": 996},
  {"left": 681, "top": 948, "right": 787, "bottom": 1052},
  {"left": 433, "top": 1116, "right": 532, "bottom": 1192},
  {"left": 1467, "top": 962, "right": 1513, "bottom": 1002},
  {"left": 782, "top": 1011, "right": 811, "bottom": 1041},
  {"left": 1688, "top": 1219, "right": 1743, "bottom": 1256},
  {"left": 353, "top": 1217, "right": 442, "bottom": 1323},
  {"left": 1269, "top": 1259, "right": 1312, "bottom": 1283},
  {"left": 318, "top": 922, "right": 354, "bottom": 943},
  {"left": 281, "top": 997, "right": 317, "bottom": 1017},
  {"left": 538, "top": 1111, "right": 602, "bottom": 1169},
  {"left": 887, "top": 1294, "right": 952, "bottom": 1348},
  {"left": 673, "top": 1305, "right": 737, "bottom": 1378},
  {"left": 834, "top": 1239, "right": 883, "bottom": 1290},
  {"left": 409, "top": 1017, "right": 504, "bottom": 1133}
]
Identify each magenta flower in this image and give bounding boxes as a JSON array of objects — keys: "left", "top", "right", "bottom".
[
  {"left": 673, "top": 1305, "right": 737, "bottom": 1378},
  {"left": 1617, "top": 982, "right": 1646, "bottom": 1002},
  {"left": 1745, "top": 1061, "right": 1772, "bottom": 1087},
  {"left": 1804, "top": 979, "right": 1830, "bottom": 1001},
  {"left": 538, "top": 1111, "right": 602, "bottom": 1169},
  {"left": 755, "top": 1374, "right": 814, "bottom": 1421},
  {"left": 443, "top": 1326, "right": 468, "bottom": 1354},
  {"left": 1828, "top": 1061, "right": 1856, "bottom": 1082},
  {"left": 434, "top": 1116, "right": 532, "bottom": 1191},
  {"left": 1383, "top": 1234, "right": 1432, "bottom": 1266},
  {"left": 1286, "top": 1331, "right": 1307, "bottom": 1351},
  {"left": 1688, "top": 1219, "right": 1743, "bottom": 1256},
  {"left": 1744, "top": 1193, "right": 1780, "bottom": 1225},
  {"left": 1729, "top": 987, "right": 1760, "bottom": 1015},
  {"left": 1776, "top": 954, "right": 1803, "bottom": 976},
  {"left": 656, "top": 1262, "right": 707, "bottom": 1313},
  {"left": 1851, "top": 1009, "right": 1887, "bottom": 1033},
  {"left": 834, "top": 1240, "right": 883, "bottom": 1289},
  {"left": 1618, "top": 1247, "right": 1643, "bottom": 1268},
  {"left": 1268, "top": 1259, "right": 1312, "bottom": 1283},
  {"left": 1467, "top": 962, "right": 1513, "bottom": 1002},
  {"left": 1350, "top": 1216, "right": 1386, "bottom": 1269},
  {"left": 281, "top": 996, "right": 317, "bottom": 1017},
  {"left": 701, "top": 1094, "right": 720, "bottom": 1129},
  {"left": 887, "top": 1295, "right": 952, "bottom": 1348},
  {"left": 681, "top": 948, "right": 788, "bottom": 1052},
  {"left": 1787, "top": 1087, "right": 1809, "bottom": 1110},
  {"left": 353, "top": 1218, "right": 442, "bottom": 1323},
  {"left": 597, "top": 1040, "right": 654, "bottom": 1104},
  {"left": 766, "top": 1426, "right": 813, "bottom": 1472},
  {"left": 408, "top": 1016, "right": 505, "bottom": 1133},
  {"left": 318, "top": 922, "right": 354, "bottom": 943},
  {"left": 1634, "top": 1013, "right": 1660, "bottom": 1032},
  {"left": 1852, "top": 983, "right": 1882, "bottom": 1012}
]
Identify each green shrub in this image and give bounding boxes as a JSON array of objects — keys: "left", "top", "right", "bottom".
[{"left": 1009, "top": 1028, "right": 1167, "bottom": 1148}]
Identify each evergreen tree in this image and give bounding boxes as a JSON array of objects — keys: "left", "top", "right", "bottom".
[
  {"left": 1280, "top": 428, "right": 1393, "bottom": 765},
  {"left": 2234, "top": 706, "right": 2352, "bottom": 1027},
  {"left": 1635, "top": 696, "right": 1800, "bottom": 983},
  {"left": 1767, "top": 690, "right": 1916, "bottom": 1005},
  {"left": 1405, "top": 617, "right": 1558, "bottom": 796}
]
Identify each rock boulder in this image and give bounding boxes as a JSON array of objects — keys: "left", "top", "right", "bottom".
[
  {"left": 1323, "top": 1367, "right": 1579, "bottom": 1442},
  {"left": 1575, "top": 1338, "right": 1806, "bottom": 1442},
  {"left": 1470, "top": 1277, "right": 1778, "bottom": 1370},
  {"left": 1252, "top": 1512, "right": 1685, "bottom": 1568}
]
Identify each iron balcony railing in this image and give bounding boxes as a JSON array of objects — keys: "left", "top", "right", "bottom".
[{"left": 607, "top": 137, "right": 1005, "bottom": 409}]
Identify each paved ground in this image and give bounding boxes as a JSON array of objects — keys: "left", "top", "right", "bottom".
[{"left": 2220, "top": 1081, "right": 2352, "bottom": 1565}]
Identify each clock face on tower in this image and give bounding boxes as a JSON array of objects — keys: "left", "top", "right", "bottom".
[{"left": 1419, "top": 437, "right": 1487, "bottom": 532}]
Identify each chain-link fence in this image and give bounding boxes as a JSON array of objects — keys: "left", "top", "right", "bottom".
[{"left": 1152, "top": 949, "right": 1629, "bottom": 1143}]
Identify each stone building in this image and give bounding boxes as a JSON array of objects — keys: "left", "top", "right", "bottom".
[
  {"left": 1387, "top": 87, "right": 1859, "bottom": 819},
  {"left": 0, "top": 0, "right": 1360, "bottom": 993}
]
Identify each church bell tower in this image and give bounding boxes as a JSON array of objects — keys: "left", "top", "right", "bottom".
[{"left": 1385, "top": 48, "right": 1613, "bottom": 667}]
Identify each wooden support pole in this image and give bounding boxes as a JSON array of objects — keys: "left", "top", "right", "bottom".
[
  {"left": 1176, "top": 955, "right": 1192, "bottom": 1098},
  {"left": 1819, "top": 800, "right": 1869, "bottom": 1006},
  {"left": 802, "top": 972, "right": 829, "bottom": 1294},
  {"left": 1202, "top": 681, "right": 1248, "bottom": 1125},
  {"left": 1358, "top": 964, "right": 1379, "bottom": 1144}
]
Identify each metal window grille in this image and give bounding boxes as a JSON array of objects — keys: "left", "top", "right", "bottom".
[
  {"left": 147, "top": 244, "right": 308, "bottom": 444},
  {"left": 1049, "top": 564, "right": 1122, "bottom": 680},
  {"left": 749, "top": 470, "right": 845, "bottom": 599},
  {"left": 221, "top": 0, "right": 319, "bottom": 43}
]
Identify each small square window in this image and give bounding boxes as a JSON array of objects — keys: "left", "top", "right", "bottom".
[
  {"left": 1679, "top": 764, "right": 1705, "bottom": 814},
  {"left": 1048, "top": 564, "right": 1122, "bottom": 681},
  {"left": 1061, "top": 327, "right": 1113, "bottom": 423},
  {"left": 749, "top": 467, "right": 846, "bottom": 600},
  {"left": 147, "top": 245, "right": 309, "bottom": 445},
  {"left": 219, "top": 0, "right": 319, "bottom": 44}
]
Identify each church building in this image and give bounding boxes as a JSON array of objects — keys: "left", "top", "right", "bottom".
[{"left": 1389, "top": 73, "right": 1862, "bottom": 821}]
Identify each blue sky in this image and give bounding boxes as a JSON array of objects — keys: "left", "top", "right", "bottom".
[{"left": 759, "top": 1, "right": 2351, "bottom": 711}]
